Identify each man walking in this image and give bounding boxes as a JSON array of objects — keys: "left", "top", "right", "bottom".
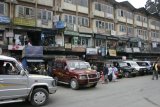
[
  {"left": 152, "top": 61, "right": 159, "bottom": 80},
  {"left": 102, "top": 64, "right": 109, "bottom": 84}
]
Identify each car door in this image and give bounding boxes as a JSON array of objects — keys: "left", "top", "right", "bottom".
[
  {"left": 55, "top": 61, "right": 64, "bottom": 82},
  {"left": 0, "top": 61, "right": 28, "bottom": 100},
  {"left": 61, "top": 62, "right": 70, "bottom": 83}
]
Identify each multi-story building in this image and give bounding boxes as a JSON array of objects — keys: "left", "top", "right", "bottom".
[{"left": 0, "top": 0, "right": 160, "bottom": 61}]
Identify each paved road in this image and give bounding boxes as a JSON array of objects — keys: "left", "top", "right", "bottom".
[{"left": 2, "top": 75, "right": 160, "bottom": 107}]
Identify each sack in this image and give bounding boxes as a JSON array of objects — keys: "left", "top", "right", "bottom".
[{"left": 113, "top": 73, "right": 117, "bottom": 80}]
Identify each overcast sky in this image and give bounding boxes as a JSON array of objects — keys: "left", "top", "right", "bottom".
[{"left": 116, "top": 0, "right": 148, "bottom": 8}]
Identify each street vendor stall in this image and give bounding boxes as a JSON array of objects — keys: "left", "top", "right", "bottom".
[{"left": 22, "top": 46, "right": 46, "bottom": 75}]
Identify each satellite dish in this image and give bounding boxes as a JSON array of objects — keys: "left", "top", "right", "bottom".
[{"left": 0, "top": 48, "right": 2, "bottom": 55}]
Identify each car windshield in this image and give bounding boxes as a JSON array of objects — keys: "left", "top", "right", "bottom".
[
  {"left": 130, "top": 62, "right": 138, "bottom": 66},
  {"left": 137, "top": 62, "right": 149, "bottom": 66},
  {"left": 119, "top": 63, "right": 128, "bottom": 67},
  {"left": 67, "top": 61, "right": 91, "bottom": 70}
]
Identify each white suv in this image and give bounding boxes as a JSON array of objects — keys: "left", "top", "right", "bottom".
[
  {"left": 0, "top": 55, "right": 57, "bottom": 106},
  {"left": 123, "top": 60, "right": 147, "bottom": 75}
]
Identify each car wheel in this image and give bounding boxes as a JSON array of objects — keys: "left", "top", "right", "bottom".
[
  {"left": 70, "top": 78, "right": 79, "bottom": 90},
  {"left": 30, "top": 88, "right": 49, "bottom": 106},
  {"left": 124, "top": 72, "right": 130, "bottom": 78}
]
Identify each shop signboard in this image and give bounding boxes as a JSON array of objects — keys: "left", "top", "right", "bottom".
[
  {"left": 109, "top": 49, "right": 117, "bottom": 56},
  {"left": 55, "top": 21, "right": 65, "bottom": 29},
  {"left": 13, "top": 18, "right": 36, "bottom": 27},
  {"left": 125, "top": 48, "right": 132, "bottom": 53},
  {"left": 72, "top": 45, "right": 85, "bottom": 52},
  {"left": 6, "top": 32, "right": 14, "bottom": 38},
  {"left": 22, "top": 46, "right": 43, "bottom": 57},
  {"left": 65, "top": 43, "right": 72, "bottom": 49},
  {"left": 86, "top": 48, "right": 97, "bottom": 55},
  {"left": 0, "top": 16, "right": 10, "bottom": 24},
  {"left": 64, "top": 31, "right": 79, "bottom": 36},
  {"left": 133, "top": 47, "right": 140, "bottom": 53},
  {"left": 8, "top": 45, "right": 24, "bottom": 50}
]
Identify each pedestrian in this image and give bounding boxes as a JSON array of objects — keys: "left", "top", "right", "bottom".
[
  {"left": 152, "top": 61, "right": 159, "bottom": 80},
  {"left": 102, "top": 64, "right": 109, "bottom": 84},
  {"left": 112, "top": 66, "right": 118, "bottom": 82},
  {"left": 108, "top": 65, "right": 113, "bottom": 82},
  {"left": 47, "top": 61, "right": 53, "bottom": 76}
]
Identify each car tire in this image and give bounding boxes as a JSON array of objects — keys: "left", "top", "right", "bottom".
[
  {"left": 30, "top": 88, "right": 49, "bottom": 106},
  {"left": 70, "top": 78, "right": 79, "bottom": 90},
  {"left": 124, "top": 72, "right": 130, "bottom": 78}
]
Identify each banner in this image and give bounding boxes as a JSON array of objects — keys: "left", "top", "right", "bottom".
[{"left": 109, "top": 49, "right": 117, "bottom": 56}]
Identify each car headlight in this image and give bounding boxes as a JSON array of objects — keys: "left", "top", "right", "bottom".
[
  {"left": 79, "top": 75, "right": 87, "bottom": 80},
  {"left": 52, "top": 80, "right": 57, "bottom": 86}
]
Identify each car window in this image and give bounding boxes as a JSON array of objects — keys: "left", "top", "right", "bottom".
[
  {"left": 119, "top": 63, "right": 128, "bottom": 67},
  {"left": 67, "top": 61, "right": 91, "bottom": 70},
  {"left": 0, "top": 60, "right": 21, "bottom": 75},
  {"left": 137, "top": 62, "right": 149, "bottom": 66}
]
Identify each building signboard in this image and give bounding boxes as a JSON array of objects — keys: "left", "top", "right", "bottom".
[
  {"left": 13, "top": 18, "right": 36, "bottom": 27},
  {"left": 0, "top": 16, "right": 10, "bottom": 24}
]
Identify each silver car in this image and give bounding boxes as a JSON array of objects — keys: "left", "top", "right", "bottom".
[{"left": 0, "top": 55, "right": 57, "bottom": 106}]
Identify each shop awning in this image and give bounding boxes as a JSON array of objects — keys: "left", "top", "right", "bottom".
[
  {"left": 129, "top": 37, "right": 144, "bottom": 43},
  {"left": 26, "top": 59, "right": 44, "bottom": 62}
]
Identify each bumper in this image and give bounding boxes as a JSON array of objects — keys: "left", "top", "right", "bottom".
[
  {"left": 78, "top": 78, "right": 99, "bottom": 86},
  {"left": 48, "top": 86, "right": 57, "bottom": 94}
]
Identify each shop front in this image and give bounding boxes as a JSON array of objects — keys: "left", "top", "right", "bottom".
[
  {"left": 13, "top": 17, "right": 41, "bottom": 46},
  {"left": 0, "top": 16, "right": 11, "bottom": 55}
]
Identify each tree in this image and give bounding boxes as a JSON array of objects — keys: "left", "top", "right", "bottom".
[{"left": 145, "top": 0, "right": 160, "bottom": 15}]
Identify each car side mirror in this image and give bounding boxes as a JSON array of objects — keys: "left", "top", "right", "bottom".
[{"left": 20, "top": 70, "right": 26, "bottom": 76}]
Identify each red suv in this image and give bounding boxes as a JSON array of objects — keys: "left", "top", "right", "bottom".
[{"left": 52, "top": 59, "right": 100, "bottom": 90}]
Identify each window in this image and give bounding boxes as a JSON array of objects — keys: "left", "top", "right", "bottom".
[
  {"left": 78, "top": 37, "right": 89, "bottom": 47},
  {"left": 18, "top": 6, "right": 35, "bottom": 18},
  {"left": 95, "top": 39, "right": 105, "bottom": 47},
  {"left": 63, "top": 14, "right": 77, "bottom": 24},
  {"left": 0, "top": 61, "right": 22, "bottom": 75},
  {"left": 96, "top": 20, "right": 114, "bottom": 30},
  {"left": 0, "top": 2, "right": 5, "bottom": 15},
  {"left": 120, "top": 25, "right": 126, "bottom": 32},
  {"left": 118, "top": 9, "right": 133, "bottom": 19},
  {"left": 64, "top": 15, "right": 68, "bottom": 22},
  {"left": 78, "top": 0, "right": 88, "bottom": 7},
  {"left": 137, "top": 15, "right": 147, "bottom": 23},
  {"left": 64, "top": 0, "right": 88, "bottom": 7},
  {"left": 95, "top": 3, "right": 101, "bottom": 11},
  {"left": 137, "top": 29, "right": 148, "bottom": 36},
  {"left": 128, "top": 27, "right": 133, "bottom": 34},
  {"left": 95, "top": 3, "right": 113, "bottom": 14},
  {"left": 78, "top": 16, "right": 89, "bottom": 27},
  {"left": 37, "top": 9, "right": 52, "bottom": 20}
]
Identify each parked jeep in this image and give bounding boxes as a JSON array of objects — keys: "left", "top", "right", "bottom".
[
  {"left": 52, "top": 59, "right": 100, "bottom": 90},
  {"left": 114, "top": 62, "right": 137, "bottom": 78},
  {"left": 0, "top": 55, "right": 57, "bottom": 106},
  {"left": 123, "top": 60, "right": 147, "bottom": 75}
]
